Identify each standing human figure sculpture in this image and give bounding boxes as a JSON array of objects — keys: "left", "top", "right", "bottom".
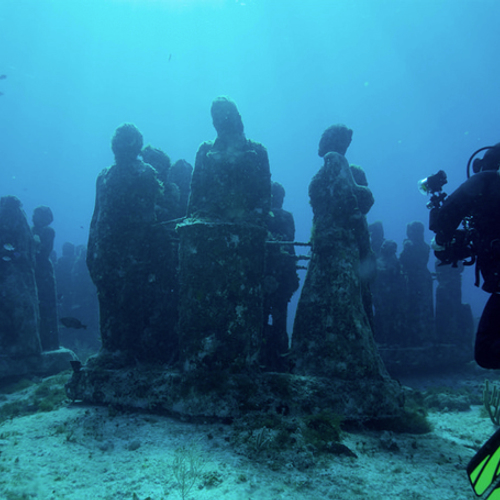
[
  {"left": 371, "top": 239, "right": 408, "bottom": 346},
  {"left": 369, "top": 221, "right": 385, "bottom": 258},
  {"left": 0, "top": 196, "right": 41, "bottom": 357},
  {"left": 55, "top": 242, "right": 75, "bottom": 320},
  {"left": 261, "top": 181, "right": 299, "bottom": 371},
  {"left": 292, "top": 141, "right": 390, "bottom": 386},
  {"left": 316, "top": 124, "right": 376, "bottom": 328},
  {"left": 400, "top": 221, "right": 435, "bottom": 347},
  {"left": 87, "top": 123, "right": 177, "bottom": 365},
  {"left": 32, "top": 206, "right": 59, "bottom": 351},
  {"left": 178, "top": 96, "right": 271, "bottom": 374},
  {"left": 169, "top": 159, "right": 193, "bottom": 219}
]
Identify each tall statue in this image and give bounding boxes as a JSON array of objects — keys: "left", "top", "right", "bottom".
[
  {"left": 178, "top": 96, "right": 271, "bottom": 373},
  {"left": 400, "top": 221, "right": 435, "bottom": 346},
  {"left": 0, "top": 196, "right": 41, "bottom": 357},
  {"left": 291, "top": 126, "right": 400, "bottom": 415},
  {"left": 32, "top": 205, "right": 59, "bottom": 351},
  {"left": 87, "top": 124, "right": 178, "bottom": 365},
  {"left": 261, "top": 181, "right": 299, "bottom": 371}
]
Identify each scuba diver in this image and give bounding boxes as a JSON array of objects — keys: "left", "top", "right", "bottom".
[
  {"left": 428, "top": 143, "right": 500, "bottom": 370},
  {"left": 426, "top": 144, "right": 500, "bottom": 498}
]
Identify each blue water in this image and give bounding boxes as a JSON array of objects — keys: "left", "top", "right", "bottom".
[{"left": 1, "top": 0, "right": 498, "bottom": 318}]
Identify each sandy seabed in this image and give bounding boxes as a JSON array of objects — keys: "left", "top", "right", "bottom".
[{"left": 0, "top": 370, "right": 497, "bottom": 500}]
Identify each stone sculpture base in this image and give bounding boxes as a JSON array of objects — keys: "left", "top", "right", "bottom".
[
  {"left": 0, "top": 348, "right": 78, "bottom": 382},
  {"left": 65, "top": 356, "right": 404, "bottom": 423}
]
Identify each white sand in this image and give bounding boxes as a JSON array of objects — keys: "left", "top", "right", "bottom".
[{"left": 0, "top": 372, "right": 497, "bottom": 500}]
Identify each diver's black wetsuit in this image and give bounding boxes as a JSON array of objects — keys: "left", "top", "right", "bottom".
[{"left": 432, "top": 170, "right": 500, "bottom": 369}]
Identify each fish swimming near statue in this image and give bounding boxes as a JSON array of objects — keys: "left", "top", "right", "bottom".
[
  {"left": 60, "top": 317, "right": 87, "bottom": 330},
  {"left": 1, "top": 243, "right": 16, "bottom": 260}
]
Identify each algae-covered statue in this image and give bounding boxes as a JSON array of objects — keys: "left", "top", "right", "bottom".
[
  {"left": 187, "top": 96, "right": 270, "bottom": 224},
  {"left": 261, "top": 181, "right": 299, "bottom": 371},
  {"left": 371, "top": 239, "right": 408, "bottom": 345},
  {"left": 0, "top": 197, "right": 75, "bottom": 380},
  {"left": 316, "top": 124, "right": 376, "bottom": 326},
  {"left": 178, "top": 96, "right": 271, "bottom": 374},
  {"left": 292, "top": 150, "right": 382, "bottom": 377},
  {"left": 87, "top": 124, "right": 178, "bottom": 365},
  {"left": 291, "top": 126, "right": 402, "bottom": 417},
  {"left": 0, "top": 195, "right": 41, "bottom": 358},
  {"left": 141, "top": 145, "right": 180, "bottom": 222},
  {"left": 169, "top": 159, "right": 193, "bottom": 219},
  {"left": 66, "top": 114, "right": 403, "bottom": 425},
  {"left": 399, "top": 221, "right": 435, "bottom": 347},
  {"left": 32, "top": 205, "right": 59, "bottom": 351}
]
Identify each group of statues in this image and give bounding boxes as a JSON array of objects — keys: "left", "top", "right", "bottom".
[
  {"left": 2, "top": 94, "right": 472, "bottom": 419},
  {"left": 85, "top": 97, "right": 300, "bottom": 373},
  {"left": 0, "top": 198, "right": 76, "bottom": 377},
  {"left": 370, "top": 219, "right": 475, "bottom": 346},
  {"left": 369, "top": 218, "right": 474, "bottom": 370},
  {"left": 64, "top": 96, "right": 403, "bottom": 420}
]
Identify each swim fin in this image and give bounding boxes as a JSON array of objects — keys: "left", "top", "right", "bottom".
[{"left": 468, "top": 427, "right": 500, "bottom": 498}]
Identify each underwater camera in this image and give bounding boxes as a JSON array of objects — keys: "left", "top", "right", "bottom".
[
  {"left": 420, "top": 170, "right": 475, "bottom": 267},
  {"left": 418, "top": 170, "right": 448, "bottom": 210}
]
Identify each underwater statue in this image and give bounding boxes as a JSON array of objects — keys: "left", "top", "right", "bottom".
[
  {"left": 369, "top": 220, "right": 385, "bottom": 257},
  {"left": 141, "top": 144, "right": 181, "bottom": 222},
  {"left": 261, "top": 181, "right": 299, "bottom": 371},
  {"left": 0, "top": 195, "right": 41, "bottom": 358},
  {"left": 291, "top": 132, "right": 401, "bottom": 417},
  {"left": 0, "top": 196, "right": 76, "bottom": 380},
  {"left": 65, "top": 110, "right": 403, "bottom": 424},
  {"left": 371, "top": 239, "right": 408, "bottom": 346},
  {"left": 32, "top": 205, "right": 59, "bottom": 351},
  {"left": 316, "top": 124, "right": 376, "bottom": 327},
  {"left": 178, "top": 96, "right": 271, "bottom": 374},
  {"left": 55, "top": 242, "right": 75, "bottom": 319},
  {"left": 87, "top": 123, "right": 178, "bottom": 365},
  {"left": 169, "top": 159, "right": 193, "bottom": 219},
  {"left": 399, "top": 221, "right": 435, "bottom": 347}
]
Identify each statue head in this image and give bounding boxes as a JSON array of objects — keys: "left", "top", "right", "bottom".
[
  {"left": 0, "top": 195, "right": 22, "bottom": 213},
  {"left": 318, "top": 124, "right": 353, "bottom": 157},
  {"left": 369, "top": 221, "right": 384, "bottom": 241},
  {"left": 111, "top": 123, "right": 143, "bottom": 164},
  {"left": 32, "top": 206, "right": 54, "bottom": 228},
  {"left": 380, "top": 239, "right": 397, "bottom": 258},
  {"left": 211, "top": 96, "right": 244, "bottom": 138},
  {"left": 406, "top": 221, "right": 425, "bottom": 242},
  {"left": 141, "top": 145, "right": 171, "bottom": 181},
  {"left": 271, "top": 182, "right": 285, "bottom": 209}
]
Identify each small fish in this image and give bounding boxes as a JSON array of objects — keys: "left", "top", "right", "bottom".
[
  {"left": 0, "top": 92, "right": 4, "bottom": 97},
  {"left": 2, "top": 256, "right": 11, "bottom": 262},
  {"left": 0, "top": 75, "right": 6, "bottom": 80},
  {"left": 60, "top": 317, "right": 87, "bottom": 330},
  {"left": 3, "top": 243, "right": 15, "bottom": 251}
]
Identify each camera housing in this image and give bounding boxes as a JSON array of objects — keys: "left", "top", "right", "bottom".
[{"left": 418, "top": 170, "right": 447, "bottom": 195}]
